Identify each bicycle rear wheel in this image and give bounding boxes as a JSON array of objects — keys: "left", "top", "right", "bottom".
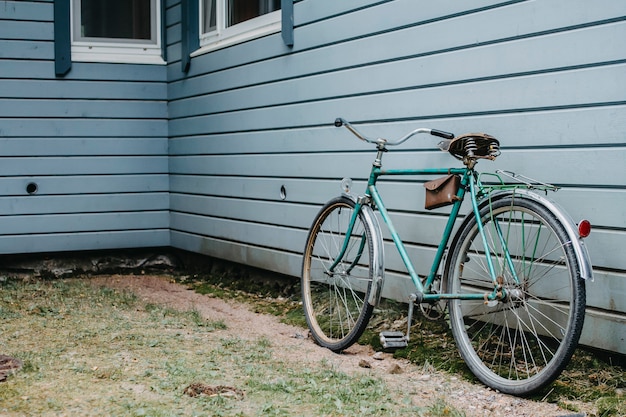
[
  {"left": 446, "top": 195, "right": 585, "bottom": 396},
  {"left": 301, "top": 196, "right": 375, "bottom": 352}
]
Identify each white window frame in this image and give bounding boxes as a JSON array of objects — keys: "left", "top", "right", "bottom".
[
  {"left": 193, "top": 0, "right": 281, "bottom": 56},
  {"left": 70, "top": 0, "right": 165, "bottom": 65}
]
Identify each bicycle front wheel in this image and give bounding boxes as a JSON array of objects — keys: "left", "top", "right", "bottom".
[
  {"left": 446, "top": 195, "right": 586, "bottom": 396},
  {"left": 301, "top": 196, "right": 375, "bottom": 352}
]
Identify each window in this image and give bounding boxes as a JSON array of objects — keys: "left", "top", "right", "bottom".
[
  {"left": 197, "top": 0, "right": 281, "bottom": 53},
  {"left": 71, "top": 0, "right": 164, "bottom": 64}
]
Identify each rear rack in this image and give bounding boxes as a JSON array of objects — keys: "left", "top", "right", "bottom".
[{"left": 479, "top": 170, "right": 559, "bottom": 193}]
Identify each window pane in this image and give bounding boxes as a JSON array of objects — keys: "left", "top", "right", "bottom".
[
  {"left": 227, "top": 0, "right": 280, "bottom": 27},
  {"left": 203, "top": 0, "right": 217, "bottom": 33},
  {"left": 81, "top": 0, "right": 152, "bottom": 40}
]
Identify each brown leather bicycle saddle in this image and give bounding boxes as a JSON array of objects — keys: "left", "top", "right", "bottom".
[{"left": 438, "top": 133, "right": 500, "bottom": 160}]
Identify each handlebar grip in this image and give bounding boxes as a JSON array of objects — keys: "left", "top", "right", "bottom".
[
  {"left": 334, "top": 118, "right": 344, "bottom": 127},
  {"left": 430, "top": 129, "right": 455, "bottom": 140}
]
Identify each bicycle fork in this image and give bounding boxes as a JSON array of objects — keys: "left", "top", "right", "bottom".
[{"left": 325, "top": 195, "right": 387, "bottom": 307}]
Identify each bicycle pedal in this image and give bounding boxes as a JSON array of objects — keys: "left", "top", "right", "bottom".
[{"left": 379, "top": 331, "right": 408, "bottom": 350}]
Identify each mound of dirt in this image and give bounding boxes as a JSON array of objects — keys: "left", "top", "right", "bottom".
[{"left": 0, "top": 355, "right": 23, "bottom": 382}]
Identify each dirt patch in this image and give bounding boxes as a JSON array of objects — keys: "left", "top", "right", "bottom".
[
  {"left": 91, "top": 274, "right": 591, "bottom": 417},
  {"left": 183, "top": 383, "right": 245, "bottom": 399},
  {"left": 0, "top": 355, "right": 22, "bottom": 382}
]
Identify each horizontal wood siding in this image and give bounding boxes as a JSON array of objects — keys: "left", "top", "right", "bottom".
[
  {"left": 167, "top": 0, "right": 626, "bottom": 353},
  {"left": 0, "top": 0, "right": 170, "bottom": 253}
]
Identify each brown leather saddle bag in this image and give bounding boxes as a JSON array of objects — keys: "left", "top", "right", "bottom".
[{"left": 424, "top": 174, "right": 461, "bottom": 210}]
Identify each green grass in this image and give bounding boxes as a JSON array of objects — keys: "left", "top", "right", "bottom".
[
  {"left": 539, "top": 352, "right": 626, "bottom": 416},
  {"left": 0, "top": 276, "right": 464, "bottom": 416},
  {"left": 0, "top": 278, "right": 237, "bottom": 416}
]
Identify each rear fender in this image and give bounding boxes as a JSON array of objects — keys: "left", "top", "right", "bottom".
[{"left": 450, "top": 190, "right": 593, "bottom": 281}]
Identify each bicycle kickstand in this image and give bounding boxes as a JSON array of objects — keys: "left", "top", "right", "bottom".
[{"left": 379, "top": 294, "right": 417, "bottom": 351}]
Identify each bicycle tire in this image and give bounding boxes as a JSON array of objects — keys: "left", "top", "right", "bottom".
[
  {"left": 301, "top": 196, "right": 375, "bottom": 352},
  {"left": 445, "top": 195, "right": 586, "bottom": 396}
]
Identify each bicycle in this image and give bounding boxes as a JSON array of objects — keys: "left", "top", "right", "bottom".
[{"left": 301, "top": 118, "right": 593, "bottom": 396}]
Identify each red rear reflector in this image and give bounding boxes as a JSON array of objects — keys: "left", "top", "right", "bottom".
[{"left": 578, "top": 220, "right": 591, "bottom": 238}]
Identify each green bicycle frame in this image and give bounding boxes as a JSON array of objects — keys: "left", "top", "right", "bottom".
[{"left": 329, "top": 164, "right": 521, "bottom": 302}]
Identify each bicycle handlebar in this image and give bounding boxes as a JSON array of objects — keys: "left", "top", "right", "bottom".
[
  {"left": 430, "top": 129, "right": 455, "bottom": 139},
  {"left": 334, "top": 118, "right": 454, "bottom": 146}
]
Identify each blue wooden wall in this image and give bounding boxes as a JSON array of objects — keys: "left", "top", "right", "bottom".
[
  {"left": 166, "top": 0, "right": 626, "bottom": 354},
  {"left": 0, "top": 0, "right": 170, "bottom": 253}
]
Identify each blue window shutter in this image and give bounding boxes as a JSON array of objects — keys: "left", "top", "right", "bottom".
[
  {"left": 54, "top": 0, "right": 72, "bottom": 76},
  {"left": 181, "top": 0, "right": 199, "bottom": 73},
  {"left": 281, "top": 0, "right": 294, "bottom": 47},
  {"left": 161, "top": 0, "right": 167, "bottom": 61}
]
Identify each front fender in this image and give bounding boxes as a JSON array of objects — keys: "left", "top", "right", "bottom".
[
  {"left": 343, "top": 193, "right": 386, "bottom": 306},
  {"left": 360, "top": 204, "right": 386, "bottom": 305}
]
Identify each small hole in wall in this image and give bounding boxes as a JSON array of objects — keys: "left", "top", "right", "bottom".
[
  {"left": 280, "top": 185, "right": 287, "bottom": 200},
  {"left": 26, "top": 182, "right": 38, "bottom": 195}
]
